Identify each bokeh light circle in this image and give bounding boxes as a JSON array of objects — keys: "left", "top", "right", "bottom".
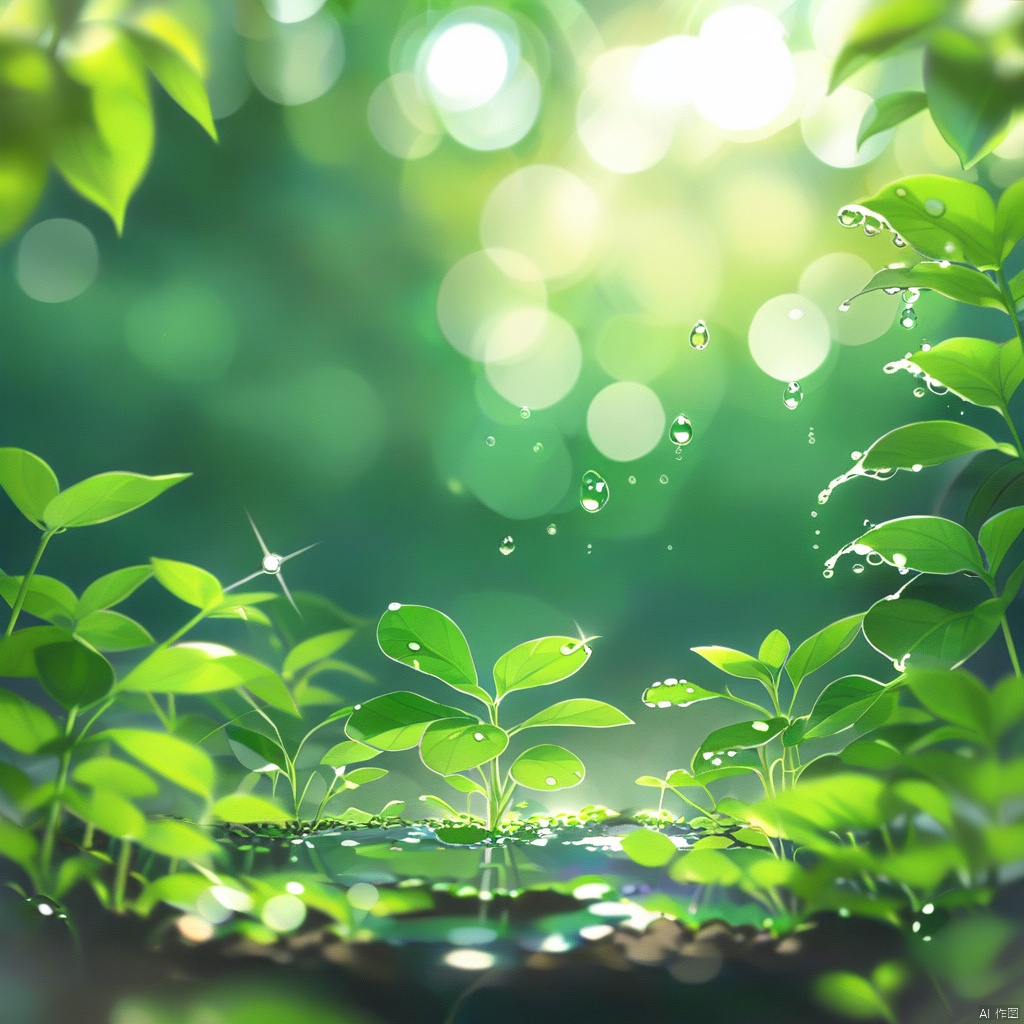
[
  {"left": 425, "top": 22, "right": 509, "bottom": 111},
  {"left": 595, "top": 317, "right": 677, "bottom": 383},
  {"left": 749, "top": 293, "right": 831, "bottom": 381},
  {"left": 801, "top": 86, "right": 891, "bottom": 168},
  {"left": 484, "top": 308, "right": 582, "bottom": 410},
  {"left": 587, "top": 382, "right": 666, "bottom": 461},
  {"left": 798, "top": 253, "right": 895, "bottom": 346},
  {"left": 437, "top": 249, "right": 546, "bottom": 360},
  {"left": 261, "top": 0, "right": 326, "bottom": 24},
  {"left": 692, "top": 6, "right": 794, "bottom": 132},
  {"left": 16, "top": 219, "right": 98, "bottom": 303},
  {"left": 631, "top": 35, "right": 700, "bottom": 107},
  {"left": 367, "top": 73, "right": 440, "bottom": 159},
  {"left": 437, "top": 60, "right": 541, "bottom": 151},
  {"left": 246, "top": 14, "right": 344, "bottom": 106},
  {"left": 261, "top": 893, "right": 306, "bottom": 932},
  {"left": 480, "top": 166, "right": 601, "bottom": 282}
]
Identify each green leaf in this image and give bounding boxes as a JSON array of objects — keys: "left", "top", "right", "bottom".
[
  {"left": 890, "top": 778, "right": 953, "bottom": 829},
  {"left": 239, "top": 660, "right": 299, "bottom": 717},
  {"left": 76, "top": 565, "right": 152, "bottom": 618},
  {"left": 0, "top": 818, "right": 38, "bottom": 878},
  {"left": 847, "top": 263, "right": 1004, "bottom": 311},
  {"left": 343, "top": 766, "right": 388, "bottom": 786},
  {"left": 150, "top": 558, "right": 223, "bottom": 609},
  {"left": 377, "top": 604, "right": 486, "bottom": 701},
  {"left": 924, "top": 30, "right": 1012, "bottom": 170},
  {"left": 493, "top": 635, "right": 594, "bottom": 700},
  {"left": 750, "top": 774, "right": 886, "bottom": 838},
  {"left": 211, "top": 794, "right": 289, "bottom": 824},
  {"left": 907, "top": 667, "right": 992, "bottom": 738},
  {"left": 805, "top": 676, "right": 888, "bottom": 739},
  {"left": 694, "top": 719, "right": 788, "bottom": 768},
  {"left": 74, "top": 609, "right": 154, "bottom": 651},
  {"left": 992, "top": 675, "right": 1024, "bottom": 736},
  {"left": 0, "top": 147, "right": 47, "bottom": 244},
  {"left": 965, "top": 458, "right": 1024, "bottom": 536},
  {"left": 830, "top": 0, "right": 945, "bottom": 91},
  {"left": 73, "top": 756, "right": 157, "bottom": 798},
  {"left": 0, "top": 447, "right": 59, "bottom": 528},
  {"left": 226, "top": 725, "right": 287, "bottom": 771},
  {"left": 815, "top": 972, "right": 896, "bottom": 1024},
  {"left": 863, "top": 595, "right": 1003, "bottom": 670},
  {"left": 43, "top": 471, "right": 189, "bottom": 529},
  {"left": 0, "top": 574, "right": 77, "bottom": 626},
  {"left": 996, "top": 178, "right": 1024, "bottom": 261},
  {"left": 857, "top": 90, "right": 927, "bottom": 148},
  {"left": 979, "top": 505, "right": 1024, "bottom": 576},
  {"left": 670, "top": 848, "right": 742, "bottom": 885},
  {"left": 643, "top": 679, "right": 725, "bottom": 707},
  {"left": 138, "top": 819, "right": 220, "bottom": 860},
  {"left": 856, "top": 175, "right": 998, "bottom": 270},
  {"left": 102, "top": 729, "right": 214, "bottom": 798},
  {"left": 35, "top": 640, "right": 114, "bottom": 710},
  {"left": 0, "top": 687, "right": 59, "bottom": 753},
  {"left": 444, "top": 774, "right": 487, "bottom": 796},
  {"left": 786, "top": 614, "right": 864, "bottom": 690},
  {"left": 620, "top": 827, "right": 677, "bottom": 868},
  {"left": 321, "top": 740, "right": 380, "bottom": 768},
  {"left": 283, "top": 629, "right": 355, "bottom": 678},
  {"left": 0, "top": 762, "right": 32, "bottom": 805},
  {"left": 509, "top": 743, "right": 585, "bottom": 790},
  {"left": 513, "top": 698, "right": 633, "bottom": 731},
  {"left": 851, "top": 516, "right": 984, "bottom": 575},
  {"left": 757, "top": 630, "right": 789, "bottom": 674},
  {"left": 345, "top": 691, "right": 473, "bottom": 750},
  {"left": 71, "top": 788, "right": 145, "bottom": 840},
  {"left": 913, "top": 337, "right": 1023, "bottom": 412},
  {"left": 0, "top": 625, "right": 73, "bottom": 676},
  {"left": 420, "top": 720, "right": 507, "bottom": 775},
  {"left": 690, "top": 646, "right": 773, "bottom": 686},
  {"left": 122, "top": 24, "right": 217, "bottom": 140},
  {"left": 862, "top": 421, "right": 1016, "bottom": 472},
  {"left": 119, "top": 643, "right": 244, "bottom": 694}
]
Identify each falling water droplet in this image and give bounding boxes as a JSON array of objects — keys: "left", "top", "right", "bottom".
[
  {"left": 628, "top": 475, "right": 636, "bottom": 485},
  {"left": 499, "top": 535, "right": 515, "bottom": 556},
  {"left": 863, "top": 215, "right": 882, "bottom": 237},
  {"left": 852, "top": 564, "right": 865, "bottom": 574},
  {"left": 532, "top": 442, "right": 543, "bottom": 453},
  {"left": 811, "top": 511, "right": 817, "bottom": 518},
  {"left": 838, "top": 301, "right": 851, "bottom": 313},
  {"left": 659, "top": 474, "right": 668, "bottom": 485},
  {"left": 669, "top": 415, "right": 693, "bottom": 446},
  {"left": 485, "top": 436, "right": 495, "bottom": 447},
  {"left": 838, "top": 206, "right": 864, "bottom": 228},
  {"left": 900, "top": 307, "right": 918, "bottom": 329},
  {"left": 913, "top": 387, "right": 925, "bottom": 397},
  {"left": 783, "top": 382, "right": 803, "bottom": 410},
  {"left": 823, "top": 569, "right": 834, "bottom": 578},
  {"left": 924, "top": 198, "right": 945, "bottom": 217},
  {"left": 546, "top": 523, "right": 557, "bottom": 536},
  {"left": 520, "top": 406, "right": 531, "bottom": 419},
  {"left": 689, "top": 320, "right": 710, "bottom": 350},
  {"left": 580, "top": 470, "right": 610, "bottom": 513}
]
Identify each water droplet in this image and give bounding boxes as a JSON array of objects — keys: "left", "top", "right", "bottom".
[
  {"left": 913, "top": 386, "right": 925, "bottom": 397},
  {"left": 499, "top": 535, "right": 515, "bottom": 556},
  {"left": 943, "top": 241, "right": 955, "bottom": 254},
  {"left": 788, "top": 307, "right": 804, "bottom": 321},
  {"left": 546, "top": 523, "right": 557, "bottom": 536},
  {"left": 659, "top": 474, "right": 668, "bottom": 485},
  {"left": 815, "top": 529, "right": 820, "bottom": 535},
  {"left": 669, "top": 415, "right": 693, "bottom": 446},
  {"left": 544, "top": 777, "right": 557, "bottom": 786},
  {"left": 883, "top": 287, "right": 901, "bottom": 295},
  {"left": 586, "top": 543, "right": 593, "bottom": 554},
  {"left": 520, "top": 406, "right": 530, "bottom": 419},
  {"left": 911, "top": 463, "right": 923, "bottom": 472},
  {"left": 895, "top": 187, "right": 907, "bottom": 197},
  {"left": 924, "top": 198, "right": 945, "bottom": 217},
  {"left": 689, "top": 320, "right": 710, "bottom": 350},
  {"left": 811, "top": 510, "right": 817, "bottom": 518},
  {"left": 580, "top": 470, "right": 609, "bottom": 513},
  {"left": 852, "top": 564, "right": 864, "bottom": 574},
  {"left": 408, "top": 642, "right": 421, "bottom": 651},
  {"left": 901, "top": 288, "right": 920, "bottom": 304},
  {"left": 851, "top": 451, "right": 863, "bottom": 460},
  {"left": 892, "top": 553, "right": 907, "bottom": 568},
  {"left": 26, "top": 895, "right": 66, "bottom": 920},
  {"left": 900, "top": 307, "right": 917, "bottom": 330},
  {"left": 866, "top": 551, "right": 883, "bottom": 566},
  {"left": 474, "top": 732, "right": 485, "bottom": 741},
  {"left": 938, "top": 259, "right": 951, "bottom": 268},
  {"left": 783, "top": 382, "right": 803, "bottom": 410},
  {"left": 388, "top": 602, "right": 401, "bottom": 611},
  {"left": 926, "top": 379, "right": 948, "bottom": 395},
  {"left": 863, "top": 215, "right": 882, "bottom": 237},
  {"left": 262, "top": 554, "right": 282, "bottom": 574},
  {"left": 812, "top": 543, "right": 819, "bottom": 550},
  {"left": 823, "top": 569, "right": 833, "bottom": 578},
  {"left": 628, "top": 475, "right": 636, "bottom": 485},
  {"left": 893, "top": 234, "right": 907, "bottom": 248},
  {"left": 837, "top": 206, "right": 864, "bottom": 228},
  {"left": 920, "top": 342, "right": 930, "bottom": 351},
  {"left": 533, "top": 442, "right": 543, "bottom": 453},
  {"left": 838, "top": 301, "right": 851, "bottom": 313},
  {"left": 667, "top": 544, "right": 673, "bottom": 551},
  {"left": 485, "top": 436, "right": 495, "bottom": 447},
  {"left": 808, "top": 429, "right": 815, "bottom": 445}
]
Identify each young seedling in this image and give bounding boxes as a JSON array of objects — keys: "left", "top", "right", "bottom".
[{"left": 344, "top": 604, "right": 633, "bottom": 831}]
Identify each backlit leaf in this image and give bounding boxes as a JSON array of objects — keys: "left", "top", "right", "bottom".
[
  {"left": 35, "top": 640, "right": 114, "bottom": 709},
  {"left": 805, "top": 676, "right": 888, "bottom": 739},
  {"left": 211, "top": 794, "right": 289, "bottom": 823},
  {"left": 514, "top": 698, "right": 633, "bottom": 731},
  {"left": 690, "top": 646, "right": 772, "bottom": 685},
  {"left": 73, "top": 756, "right": 157, "bottom": 798},
  {"left": 694, "top": 719, "right": 788, "bottom": 769},
  {"left": 345, "top": 691, "right": 473, "bottom": 750},
  {"left": 510, "top": 744, "right": 585, "bottom": 790},
  {"left": 103, "top": 728, "right": 214, "bottom": 798},
  {"left": 226, "top": 725, "right": 286, "bottom": 771},
  {"left": 76, "top": 565, "right": 152, "bottom": 618},
  {"left": 0, "top": 447, "right": 58, "bottom": 528},
  {"left": 420, "top": 720, "right": 507, "bottom": 775},
  {"left": 996, "top": 178, "right": 1024, "bottom": 261},
  {"left": 815, "top": 972, "right": 896, "bottom": 1024},
  {"left": 44, "top": 471, "right": 189, "bottom": 529},
  {"left": 979, "top": 506, "right": 1024, "bottom": 575},
  {"left": 0, "top": 574, "right": 77, "bottom": 626},
  {"left": 911, "top": 337, "right": 1023, "bottom": 411},
  {"left": 283, "top": 629, "right": 355, "bottom": 678},
  {"left": 643, "top": 679, "right": 724, "bottom": 707},
  {"left": 0, "top": 148, "right": 47, "bottom": 243},
  {"left": 757, "top": 629, "right": 789, "bottom": 674},
  {"left": 857, "top": 90, "right": 927, "bottom": 148},
  {"left": 851, "top": 516, "right": 984, "bottom": 575},
  {"left": 907, "top": 667, "right": 992, "bottom": 739},
  {"left": 72, "top": 788, "right": 145, "bottom": 840},
  {"left": 620, "top": 827, "right": 676, "bottom": 868},
  {"left": 343, "top": 766, "right": 388, "bottom": 786},
  {"left": 74, "top": 610, "right": 153, "bottom": 651},
  {"left": 321, "top": 740, "right": 379, "bottom": 768},
  {"left": 786, "top": 614, "right": 864, "bottom": 690},
  {"left": 848, "top": 263, "right": 1003, "bottom": 311},
  {"left": 0, "top": 687, "right": 59, "bottom": 753},
  {"left": 494, "top": 635, "right": 593, "bottom": 699},
  {"left": 862, "top": 421, "right": 1015, "bottom": 471},
  {"left": 150, "top": 557, "right": 222, "bottom": 609},
  {"left": 0, "top": 625, "right": 73, "bottom": 676},
  {"left": 138, "top": 819, "right": 220, "bottom": 860}
]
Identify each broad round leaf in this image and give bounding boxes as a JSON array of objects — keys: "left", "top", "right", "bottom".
[
  {"left": 907, "top": 667, "right": 992, "bottom": 738},
  {"left": 74, "top": 610, "right": 154, "bottom": 652},
  {"left": 514, "top": 698, "right": 633, "bottom": 731},
  {"left": 851, "top": 516, "right": 984, "bottom": 575},
  {"left": 345, "top": 691, "right": 473, "bottom": 750},
  {"left": 493, "top": 636, "right": 593, "bottom": 699},
  {"left": 696, "top": 718, "right": 788, "bottom": 763},
  {"left": 35, "top": 640, "right": 114, "bottom": 710},
  {"left": 43, "top": 471, "right": 190, "bottom": 529},
  {"left": 0, "top": 447, "right": 59, "bottom": 528},
  {"left": 211, "top": 794, "right": 289, "bottom": 823},
  {"left": 0, "top": 626, "right": 74, "bottom": 677},
  {"left": 103, "top": 728, "right": 214, "bottom": 798},
  {"left": 509, "top": 744, "right": 584, "bottom": 790},
  {"left": 420, "top": 720, "right": 507, "bottom": 775},
  {"left": 643, "top": 679, "right": 723, "bottom": 708},
  {"left": 150, "top": 557, "right": 223, "bottom": 609},
  {"left": 620, "top": 827, "right": 677, "bottom": 868},
  {"left": 0, "top": 687, "right": 59, "bottom": 754}
]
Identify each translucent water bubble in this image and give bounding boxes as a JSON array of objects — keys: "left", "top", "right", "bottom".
[
  {"left": 901, "top": 288, "right": 920, "bottom": 304},
  {"left": 852, "top": 564, "right": 864, "bottom": 574},
  {"left": 586, "top": 543, "right": 593, "bottom": 554},
  {"left": 813, "top": 543, "right": 819, "bottom": 549},
  {"left": 823, "top": 568, "right": 833, "bottom": 578},
  {"left": 485, "top": 436, "right": 496, "bottom": 447},
  {"left": 838, "top": 301, "right": 851, "bottom": 312},
  {"left": 659, "top": 474, "right": 668, "bottom": 484},
  {"left": 920, "top": 342, "right": 931, "bottom": 351},
  {"left": 546, "top": 523, "right": 557, "bottom": 535},
  {"left": 913, "top": 387, "right": 925, "bottom": 397},
  {"left": 689, "top": 320, "right": 710, "bottom": 350},
  {"left": 580, "top": 470, "right": 610, "bottom": 513},
  {"left": 866, "top": 551, "right": 884, "bottom": 566},
  {"left": 837, "top": 206, "right": 864, "bottom": 228},
  {"left": 900, "top": 307, "right": 917, "bottom": 329},
  {"left": 520, "top": 406, "right": 531, "bottom": 419},
  {"left": 499, "top": 535, "right": 515, "bottom": 555},
  {"left": 926, "top": 379, "right": 948, "bottom": 395},
  {"left": 811, "top": 510, "right": 817, "bottom": 517},
  {"left": 262, "top": 554, "right": 282, "bottom": 574},
  {"left": 863, "top": 216, "right": 882, "bottom": 237},
  {"left": 883, "top": 287, "right": 901, "bottom": 295},
  {"left": 628, "top": 475, "right": 636, "bottom": 485},
  {"left": 669, "top": 415, "right": 693, "bottom": 446},
  {"left": 893, "top": 234, "right": 907, "bottom": 248},
  {"left": 533, "top": 442, "right": 543, "bottom": 453},
  {"left": 783, "top": 382, "right": 803, "bottom": 410},
  {"left": 924, "top": 198, "right": 945, "bottom": 217},
  {"left": 408, "top": 642, "right": 421, "bottom": 651}
]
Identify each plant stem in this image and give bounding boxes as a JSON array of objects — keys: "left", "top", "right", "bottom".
[
  {"left": 997, "top": 267, "right": 1024, "bottom": 456},
  {"left": 4, "top": 531, "right": 53, "bottom": 636},
  {"left": 40, "top": 706, "right": 78, "bottom": 887},
  {"left": 1000, "top": 617, "right": 1022, "bottom": 676},
  {"left": 113, "top": 840, "right": 132, "bottom": 913}
]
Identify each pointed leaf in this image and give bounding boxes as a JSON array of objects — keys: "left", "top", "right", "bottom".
[
  {"left": 226, "top": 725, "right": 286, "bottom": 771},
  {"left": 805, "top": 676, "right": 888, "bottom": 739},
  {"left": 0, "top": 687, "right": 59, "bottom": 754},
  {"left": 240, "top": 661, "right": 299, "bottom": 717},
  {"left": 420, "top": 720, "right": 507, "bottom": 775},
  {"left": 912, "top": 337, "right": 1023, "bottom": 412},
  {"left": 815, "top": 972, "right": 896, "bottom": 1024},
  {"left": 996, "top": 178, "right": 1024, "bottom": 261},
  {"left": 377, "top": 604, "right": 485, "bottom": 701},
  {"left": 847, "top": 263, "right": 1004, "bottom": 311},
  {"left": 907, "top": 667, "right": 992, "bottom": 739},
  {"left": 283, "top": 629, "right": 355, "bottom": 678},
  {"left": 0, "top": 574, "right": 77, "bottom": 626},
  {"left": 44, "top": 471, "right": 189, "bottom": 529},
  {"left": 119, "top": 644, "right": 244, "bottom": 694},
  {"left": 620, "top": 827, "right": 676, "bottom": 868},
  {"left": 965, "top": 458, "right": 1024, "bottom": 536},
  {"left": 71, "top": 788, "right": 145, "bottom": 840},
  {"left": 514, "top": 698, "right": 633, "bottom": 731},
  {"left": 851, "top": 516, "right": 984, "bottom": 575},
  {"left": 35, "top": 640, "right": 114, "bottom": 709},
  {"left": 979, "top": 506, "right": 1024, "bottom": 575},
  {"left": 758, "top": 630, "right": 789, "bottom": 674},
  {"left": 138, "top": 819, "right": 220, "bottom": 860},
  {"left": 643, "top": 679, "right": 725, "bottom": 708},
  {"left": 862, "top": 421, "right": 1015, "bottom": 471},
  {"left": 691, "top": 646, "right": 772, "bottom": 685},
  {"left": 150, "top": 557, "right": 223, "bottom": 609},
  {"left": 344, "top": 766, "right": 388, "bottom": 786},
  {"left": 76, "top": 565, "right": 152, "bottom": 618},
  {"left": 445, "top": 774, "right": 487, "bottom": 796},
  {"left": 73, "top": 756, "right": 157, "bottom": 799},
  {"left": 510, "top": 744, "right": 585, "bottom": 791},
  {"left": 857, "top": 90, "right": 927, "bottom": 147},
  {"left": 102, "top": 728, "right": 214, "bottom": 798},
  {"left": 73, "top": 609, "right": 152, "bottom": 651},
  {"left": 786, "top": 614, "right": 864, "bottom": 690},
  {"left": 0, "top": 818, "right": 39, "bottom": 877},
  {"left": 345, "top": 691, "right": 473, "bottom": 750},
  {"left": 890, "top": 778, "right": 953, "bottom": 829},
  {"left": 0, "top": 447, "right": 58, "bottom": 527},
  {"left": 320, "top": 740, "right": 379, "bottom": 768},
  {"left": 493, "top": 636, "right": 593, "bottom": 699},
  {"left": 0, "top": 625, "right": 73, "bottom": 677},
  {"left": 694, "top": 719, "right": 788, "bottom": 769},
  {"left": 211, "top": 794, "right": 289, "bottom": 823}
]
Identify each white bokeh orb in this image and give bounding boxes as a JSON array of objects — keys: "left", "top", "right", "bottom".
[
  {"left": 799, "top": 252, "right": 896, "bottom": 346},
  {"left": 586, "top": 382, "right": 666, "bottom": 462},
  {"left": 425, "top": 21, "right": 510, "bottom": 111},
  {"left": 748, "top": 293, "right": 831, "bottom": 381}
]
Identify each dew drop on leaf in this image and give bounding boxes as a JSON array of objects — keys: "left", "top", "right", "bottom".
[
  {"left": 823, "top": 569, "right": 833, "bottom": 578},
  {"left": 901, "top": 288, "right": 919, "bottom": 304},
  {"left": 863, "top": 215, "right": 882, "bottom": 237},
  {"left": 485, "top": 436, "right": 495, "bottom": 447},
  {"left": 837, "top": 206, "right": 863, "bottom": 228},
  {"left": 628, "top": 475, "right": 636, "bottom": 485},
  {"left": 669, "top": 415, "right": 693, "bottom": 446},
  {"left": 520, "top": 407, "right": 530, "bottom": 419},
  {"left": 580, "top": 470, "right": 609, "bottom": 513},
  {"left": 546, "top": 523, "right": 557, "bottom": 535},
  {"left": 659, "top": 474, "right": 668, "bottom": 484},
  {"left": 499, "top": 535, "right": 515, "bottom": 556},
  {"left": 852, "top": 564, "right": 864, "bottom": 574},
  {"left": 783, "top": 382, "right": 803, "bottom": 410},
  {"left": 408, "top": 642, "right": 421, "bottom": 651},
  {"left": 913, "top": 387, "right": 925, "bottom": 397},
  {"left": 689, "top": 320, "right": 709, "bottom": 350},
  {"left": 924, "top": 198, "right": 945, "bottom": 217}
]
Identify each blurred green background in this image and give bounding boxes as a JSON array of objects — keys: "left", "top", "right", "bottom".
[{"left": 2, "top": 0, "right": 1022, "bottom": 809}]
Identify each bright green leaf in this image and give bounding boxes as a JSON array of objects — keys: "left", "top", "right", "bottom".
[
  {"left": 0, "top": 687, "right": 59, "bottom": 754},
  {"left": 992, "top": 675, "right": 1024, "bottom": 736},
  {"left": 965, "top": 458, "right": 1024, "bottom": 536},
  {"left": 513, "top": 698, "right": 633, "bottom": 731},
  {"left": 119, "top": 643, "right": 244, "bottom": 694},
  {"left": 690, "top": 646, "right": 772, "bottom": 686},
  {"left": 71, "top": 788, "right": 146, "bottom": 840},
  {"left": 857, "top": 90, "right": 927, "bottom": 147},
  {"left": 996, "top": 178, "right": 1024, "bottom": 260},
  {"left": 979, "top": 506, "right": 1024, "bottom": 575},
  {"left": 321, "top": 740, "right": 379, "bottom": 768},
  {"left": 345, "top": 691, "right": 473, "bottom": 750},
  {"left": 493, "top": 635, "right": 593, "bottom": 700},
  {"left": 620, "top": 827, "right": 676, "bottom": 868},
  {"left": 890, "top": 778, "right": 953, "bottom": 829},
  {"left": 150, "top": 557, "right": 223, "bottom": 609},
  {"left": 73, "top": 756, "right": 157, "bottom": 799},
  {"left": 907, "top": 667, "right": 992, "bottom": 738},
  {"left": 912, "top": 337, "right": 1023, "bottom": 411},
  {"left": 815, "top": 972, "right": 896, "bottom": 1023},
  {"left": 420, "top": 720, "right": 507, "bottom": 775},
  {"left": 848, "top": 263, "right": 1004, "bottom": 311},
  {"left": 283, "top": 629, "right": 354, "bottom": 678},
  {"left": 805, "top": 676, "right": 888, "bottom": 739},
  {"left": 786, "top": 614, "right": 864, "bottom": 690},
  {"left": 0, "top": 447, "right": 58, "bottom": 528},
  {"left": 76, "top": 565, "right": 152, "bottom": 618},
  {"left": 0, "top": 625, "right": 73, "bottom": 677},
  {"left": 103, "top": 728, "right": 214, "bottom": 798},
  {"left": 444, "top": 774, "right": 486, "bottom": 796},
  {"left": 138, "top": 819, "right": 220, "bottom": 860},
  {"left": 35, "top": 640, "right": 114, "bottom": 709},
  {"left": 694, "top": 719, "right": 788, "bottom": 767},
  {"left": 226, "top": 725, "right": 286, "bottom": 771},
  {"left": 0, "top": 817, "right": 38, "bottom": 878},
  {"left": 643, "top": 679, "right": 724, "bottom": 707},
  {"left": 862, "top": 421, "right": 1016, "bottom": 472},
  {"left": 0, "top": 148, "right": 47, "bottom": 243},
  {"left": 0, "top": 574, "right": 77, "bottom": 626},
  {"left": 344, "top": 766, "right": 388, "bottom": 786},
  {"left": 74, "top": 609, "right": 154, "bottom": 651},
  {"left": 211, "top": 794, "right": 289, "bottom": 823},
  {"left": 510, "top": 744, "right": 585, "bottom": 790},
  {"left": 852, "top": 516, "right": 984, "bottom": 575},
  {"left": 757, "top": 629, "right": 789, "bottom": 673},
  {"left": 43, "top": 471, "right": 189, "bottom": 529}
]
